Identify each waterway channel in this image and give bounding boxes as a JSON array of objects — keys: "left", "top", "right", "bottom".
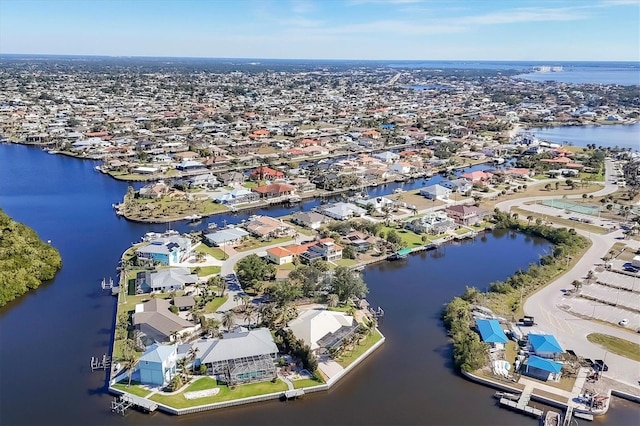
[{"left": 1, "top": 143, "right": 638, "bottom": 425}]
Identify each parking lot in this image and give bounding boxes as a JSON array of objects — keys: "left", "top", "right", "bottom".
[
  {"left": 596, "top": 269, "right": 640, "bottom": 292},
  {"left": 562, "top": 294, "right": 640, "bottom": 330},
  {"left": 579, "top": 282, "right": 638, "bottom": 312}
]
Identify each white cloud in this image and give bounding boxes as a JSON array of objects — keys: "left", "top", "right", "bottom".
[{"left": 458, "top": 7, "right": 588, "bottom": 25}]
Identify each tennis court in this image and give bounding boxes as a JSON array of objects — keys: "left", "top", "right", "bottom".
[{"left": 541, "top": 199, "right": 600, "bottom": 216}]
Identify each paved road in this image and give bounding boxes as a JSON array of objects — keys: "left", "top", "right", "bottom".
[
  {"left": 217, "top": 236, "right": 315, "bottom": 313},
  {"left": 496, "top": 159, "right": 640, "bottom": 387}
]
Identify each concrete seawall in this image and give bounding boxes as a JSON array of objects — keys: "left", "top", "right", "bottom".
[{"left": 108, "top": 330, "right": 385, "bottom": 416}]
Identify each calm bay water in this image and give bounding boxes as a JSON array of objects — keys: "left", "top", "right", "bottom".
[
  {"left": 515, "top": 65, "right": 640, "bottom": 86},
  {"left": 521, "top": 123, "right": 640, "bottom": 152},
  {"left": 1, "top": 143, "right": 638, "bottom": 425}
]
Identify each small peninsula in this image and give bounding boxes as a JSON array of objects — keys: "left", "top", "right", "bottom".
[{"left": 0, "top": 209, "right": 62, "bottom": 306}]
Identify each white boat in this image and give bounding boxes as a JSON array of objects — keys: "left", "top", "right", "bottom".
[
  {"left": 493, "top": 391, "right": 520, "bottom": 401},
  {"left": 207, "top": 222, "right": 218, "bottom": 230},
  {"left": 543, "top": 410, "right": 562, "bottom": 426},
  {"left": 142, "top": 232, "right": 161, "bottom": 241},
  {"left": 184, "top": 214, "right": 202, "bottom": 222}
]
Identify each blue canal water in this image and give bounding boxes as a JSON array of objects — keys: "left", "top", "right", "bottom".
[
  {"left": 520, "top": 123, "right": 640, "bottom": 152},
  {"left": 1, "top": 143, "right": 638, "bottom": 426}
]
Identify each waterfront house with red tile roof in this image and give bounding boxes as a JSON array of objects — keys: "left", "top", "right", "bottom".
[
  {"left": 250, "top": 166, "right": 285, "bottom": 180},
  {"left": 252, "top": 183, "right": 295, "bottom": 199},
  {"left": 460, "top": 170, "right": 493, "bottom": 183},
  {"left": 265, "top": 246, "right": 295, "bottom": 265}
]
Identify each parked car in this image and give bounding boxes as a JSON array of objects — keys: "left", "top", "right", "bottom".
[{"left": 619, "top": 319, "right": 629, "bottom": 326}]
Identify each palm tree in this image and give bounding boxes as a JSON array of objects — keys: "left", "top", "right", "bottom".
[
  {"left": 243, "top": 305, "right": 255, "bottom": 327},
  {"left": 125, "top": 356, "right": 139, "bottom": 387},
  {"left": 177, "top": 357, "right": 189, "bottom": 381},
  {"left": 327, "top": 294, "right": 339, "bottom": 308},
  {"left": 526, "top": 215, "right": 534, "bottom": 226},
  {"left": 187, "top": 346, "right": 199, "bottom": 374},
  {"left": 222, "top": 310, "right": 235, "bottom": 331},
  {"left": 571, "top": 280, "right": 583, "bottom": 292},
  {"left": 122, "top": 338, "right": 136, "bottom": 361}
]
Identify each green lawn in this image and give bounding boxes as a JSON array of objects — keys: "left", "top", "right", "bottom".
[
  {"left": 118, "top": 293, "right": 172, "bottom": 315},
  {"left": 293, "top": 378, "right": 324, "bottom": 389},
  {"left": 587, "top": 333, "right": 640, "bottom": 362},
  {"left": 112, "top": 382, "right": 152, "bottom": 398},
  {"left": 277, "top": 262, "right": 297, "bottom": 271},
  {"left": 333, "top": 258, "right": 359, "bottom": 267},
  {"left": 337, "top": 329, "right": 384, "bottom": 368},
  {"left": 195, "top": 244, "right": 227, "bottom": 260},
  {"left": 201, "top": 202, "right": 230, "bottom": 215},
  {"left": 381, "top": 226, "right": 425, "bottom": 248},
  {"left": 192, "top": 266, "right": 221, "bottom": 277},
  {"left": 186, "top": 376, "right": 218, "bottom": 391},
  {"left": 150, "top": 378, "right": 288, "bottom": 408},
  {"left": 235, "top": 236, "right": 294, "bottom": 252},
  {"left": 203, "top": 296, "right": 228, "bottom": 314}
]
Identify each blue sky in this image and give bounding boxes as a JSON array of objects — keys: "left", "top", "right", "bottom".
[{"left": 1, "top": 0, "right": 638, "bottom": 61}]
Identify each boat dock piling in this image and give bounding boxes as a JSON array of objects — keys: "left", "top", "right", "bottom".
[
  {"left": 563, "top": 406, "right": 574, "bottom": 425},
  {"left": 111, "top": 394, "right": 158, "bottom": 415},
  {"left": 101, "top": 277, "right": 114, "bottom": 290},
  {"left": 90, "top": 354, "right": 111, "bottom": 372}
]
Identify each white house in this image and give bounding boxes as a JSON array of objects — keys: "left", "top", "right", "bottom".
[
  {"left": 288, "top": 309, "right": 357, "bottom": 355},
  {"left": 419, "top": 184, "right": 452, "bottom": 200},
  {"left": 389, "top": 162, "right": 411, "bottom": 174},
  {"left": 320, "top": 202, "right": 366, "bottom": 221}
]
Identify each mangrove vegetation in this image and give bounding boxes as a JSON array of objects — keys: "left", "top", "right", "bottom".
[{"left": 0, "top": 209, "right": 62, "bottom": 307}]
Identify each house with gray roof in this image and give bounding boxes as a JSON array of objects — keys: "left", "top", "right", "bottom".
[
  {"left": 319, "top": 202, "right": 366, "bottom": 221},
  {"left": 405, "top": 211, "right": 456, "bottom": 234},
  {"left": 135, "top": 267, "right": 198, "bottom": 293},
  {"left": 188, "top": 328, "right": 278, "bottom": 386},
  {"left": 419, "top": 184, "right": 452, "bottom": 200},
  {"left": 290, "top": 211, "right": 328, "bottom": 229},
  {"left": 440, "top": 178, "right": 473, "bottom": 194},
  {"left": 132, "top": 298, "right": 198, "bottom": 344},
  {"left": 204, "top": 227, "right": 249, "bottom": 247}
]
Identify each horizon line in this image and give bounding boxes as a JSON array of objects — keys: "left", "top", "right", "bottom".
[{"left": 1, "top": 52, "right": 639, "bottom": 64}]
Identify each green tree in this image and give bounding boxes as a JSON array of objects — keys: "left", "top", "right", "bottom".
[
  {"left": 222, "top": 310, "right": 235, "bottom": 331},
  {"left": 236, "top": 254, "right": 275, "bottom": 289},
  {"left": 329, "top": 266, "right": 368, "bottom": 303},
  {"left": 342, "top": 245, "right": 357, "bottom": 259}
]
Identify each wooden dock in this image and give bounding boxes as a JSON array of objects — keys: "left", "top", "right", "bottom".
[
  {"left": 283, "top": 389, "right": 304, "bottom": 400},
  {"left": 498, "top": 385, "right": 543, "bottom": 418},
  {"left": 111, "top": 394, "right": 158, "bottom": 415}
]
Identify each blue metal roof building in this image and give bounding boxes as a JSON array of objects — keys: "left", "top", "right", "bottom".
[
  {"left": 526, "top": 355, "right": 563, "bottom": 373},
  {"left": 528, "top": 334, "right": 563, "bottom": 357},
  {"left": 475, "top": 319, "right": 508, "bottom": 344},
  {"left": 524, "top": 355, "right": 563, "bottom": 382}
]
